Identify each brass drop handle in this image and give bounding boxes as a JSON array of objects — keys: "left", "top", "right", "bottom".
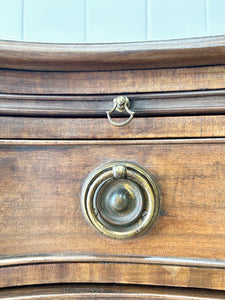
[
  {"left": 106, "top": 96, "right": 135, "bottom": 127},
  {"left": 81, "top": 162, "right": 160, "bottom": 239}
]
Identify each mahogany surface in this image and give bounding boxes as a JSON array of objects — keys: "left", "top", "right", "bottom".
[
  {"left": 0, "top": 36, "right": 225, "bottom": 297},
  {"left": 1, "top": 66, "right": 225, "bottom": 95},
  {"left": 1, "top": 285, "right": 225, "bottom": 300},
  {"left": 0, "top": 115, "right": 225, "bottom": 139},
  {"left": 0, "top": 35, "right": 224, "bottom": 71}
]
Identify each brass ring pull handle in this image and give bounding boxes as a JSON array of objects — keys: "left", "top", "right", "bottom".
[
  {"left": 106, "top": 96, "right": 135, "bottom": 127},
  {"left": 81, "top": 162, "right": 160, "bottom": 239}
]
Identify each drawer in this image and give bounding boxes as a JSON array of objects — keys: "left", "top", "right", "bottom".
[
  {"left": 1, "top": 37, "right": 225, "bottom": 294},
  {"left": 0, "top": 138, "right": 225, "bottom": 290}
]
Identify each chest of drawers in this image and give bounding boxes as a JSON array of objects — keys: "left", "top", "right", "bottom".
[{"left": 0, "top": 36, "right": 225, "bottom": 299}]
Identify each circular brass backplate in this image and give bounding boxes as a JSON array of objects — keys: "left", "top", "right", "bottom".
[{"left": 81, "top": 162, "right": 160, "bottom": 239}]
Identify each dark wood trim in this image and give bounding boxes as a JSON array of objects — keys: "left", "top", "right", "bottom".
[
  {"left": 0, "top": 90, "right": 225, "bottom": 117},
  {"left": 1, "top": 284, "right": 225, "bottom": 299},
  {"left": 1, "top": 115, "right": 225, "bottom": 139},
  {"left": 0, "top": 36, "right": 225, "bottom": 71},
  {"left": 1, "top": 66, "right": 225, "bottom": 95}
]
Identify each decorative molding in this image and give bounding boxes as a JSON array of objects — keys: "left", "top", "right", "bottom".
[
  {"left": 0, "top": 36, "right": 225, "bottom": 71},
  {"left": 0, "top": 138, "right": 225, "bottom": 145},
  {"left": 0, "top": 254, "right": 225, "bottom": 268},
  {"left": 0, "top": 90, "right": 225, "bottom": 117}
]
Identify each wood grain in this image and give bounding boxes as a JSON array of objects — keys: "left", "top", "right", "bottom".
[
  {"left": 0, "top": 262, "right": 225, "bottom": 290},
  {"left": 1, "top": 284, "right": 225, "bottom": 299},
  {"left": 1, "top": 254, "right": 225, "bottom": 290},
  {"left": 0, "top": 90, "right": 225, "bottom": 117},
  {"left": 1, "top": 37, "right": 225, "bottom": 294},
  {"left": 0, "top": 36, "right": 225, "bottom": 71},
  {"left": 0, "top": 140, "right": 224, "bottom": 273},
  {"left": 0, "top": 115, "right": 225, "bottom": 139},
  {"left": 1, "top": 66, "right": 225, "bottom": 95}
]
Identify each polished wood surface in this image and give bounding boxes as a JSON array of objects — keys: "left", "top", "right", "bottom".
[
  {"left": 0, "top": 36, "right": 224, "bottom": 71},
  {"left": 1, "top": 261, "right": 225, "bottom": 290},
  {"left": 1, "top": 139, "right": 224, "bottom": 260},
  {"left": 0, "top": 115, "right": 225, "bottom": 139},
  {"left": 0, "top": 138, "right": 225, "bottom": 290},
  {"left": 1, "top": 284, "right": 225, "bottom": 299},
  {"left": 0, "top": 36, "right": 225, "bottom": 295},
  {"left": 0, "top": 90, "right": 225, "bottom": 117},
  {"left": 1, "top": 65, "right": 225, "bottom": 95}
]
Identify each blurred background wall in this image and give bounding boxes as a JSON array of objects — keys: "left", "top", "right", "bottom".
[{"left": 0, "top": 0, "right": 225, "bottom": 43}]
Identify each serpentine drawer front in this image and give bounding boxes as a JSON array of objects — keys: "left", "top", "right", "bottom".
[{"left": 0, "top": 37, "right": 225, "bottom": 298}]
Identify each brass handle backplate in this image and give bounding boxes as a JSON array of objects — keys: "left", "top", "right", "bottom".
[
  {"left": 106, "top": 96, "right": 135, "bottom": 127},
  {"left": 81, "top": 162, "right": 160, "bottom": 239}
]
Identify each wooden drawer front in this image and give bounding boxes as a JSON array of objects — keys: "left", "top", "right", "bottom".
[
  {"left": 0, "top": 139, "right": 225, "bottom": 289},
  {"left": 1, "top": 285, "right": 225, "bottom": 300},
  {"left": 1, "top": 139, "right": 224, "bottom": 259}
]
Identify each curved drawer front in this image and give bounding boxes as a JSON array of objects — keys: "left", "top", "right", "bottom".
[
  {"left": 1, "top": 284, "right": 225, "bottom": 300},
  {"left": 0, "top": 139, "right": 225, "bottom": 289}
]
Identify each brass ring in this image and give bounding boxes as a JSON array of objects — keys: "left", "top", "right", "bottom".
[
  {"left": 106, "top": 96, "right": 135, "bottom": 127},
  {"left": 81, "top": 162, "right": 160, "bottom": 239}
]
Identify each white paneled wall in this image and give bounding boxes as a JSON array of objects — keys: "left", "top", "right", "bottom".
[
  {"left": 148, "top": 0, "right": 207, "bottom": 40},
  {"left": 23, "top": 0, "right": 85, "bottom": 42},
  {"left": 0, "top": 0, "right": 224, "bottom": 43},
  {"left": 207, "top": 0, "right": 225, "bottom": 36},
  {"left": 86, "top": 0, "right": 147, "bottom": 43},
  {"left": 0, "top": 0, "right": 23, "bottom": 41}
]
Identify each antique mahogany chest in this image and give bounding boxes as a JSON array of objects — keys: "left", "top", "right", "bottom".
[{"left": 0, "top": 36, "right": 225, "bottom": 299}]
